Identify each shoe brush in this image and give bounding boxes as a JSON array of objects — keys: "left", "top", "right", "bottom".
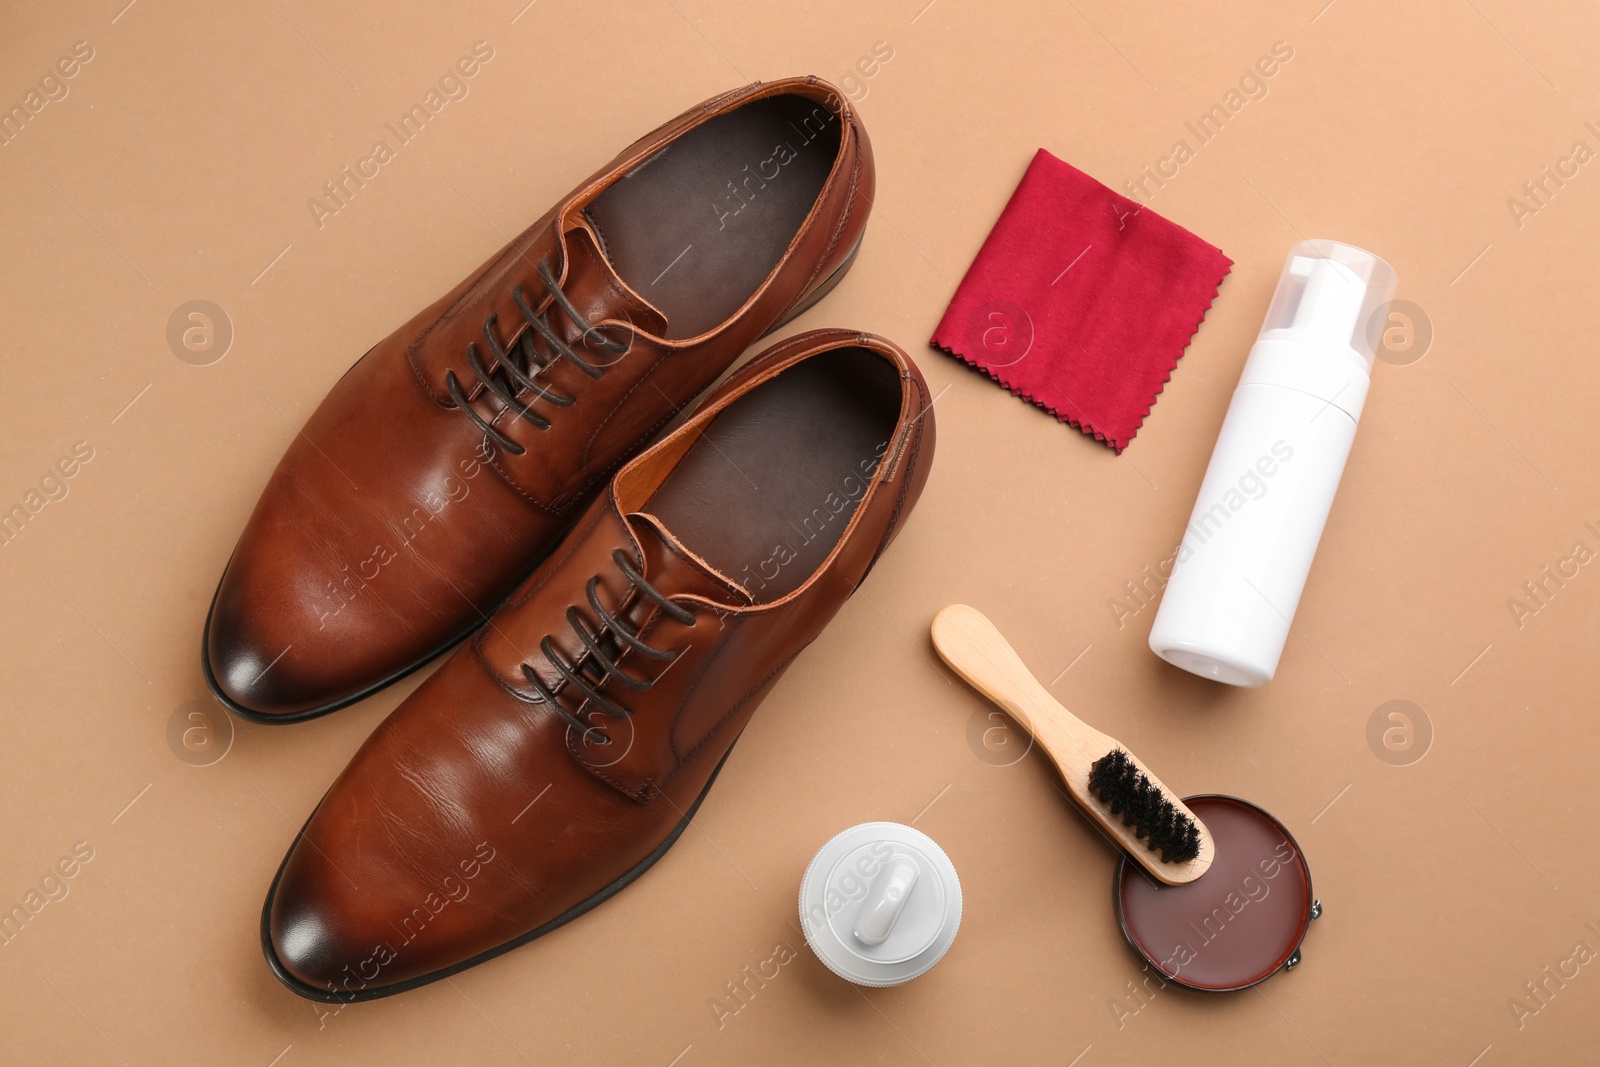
[{"left": 931, "top": 605, "right": 1214, "bottom": 886}]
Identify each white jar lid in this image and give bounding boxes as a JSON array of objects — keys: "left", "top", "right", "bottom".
[{"left": 798, "top": 822, "right": 962, "bottom": 987}]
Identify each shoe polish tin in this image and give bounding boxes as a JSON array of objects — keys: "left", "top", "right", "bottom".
[
  {"left": 1114, "top": 795, "right": 1320, "bottom": 992},
  {"left": 798, "top": 822, "right": 962, "bottom": 987}
]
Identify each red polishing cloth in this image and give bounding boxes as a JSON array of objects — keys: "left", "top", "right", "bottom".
[{"left": 931, "top": 149, "right": 1232, "bottom": 453}]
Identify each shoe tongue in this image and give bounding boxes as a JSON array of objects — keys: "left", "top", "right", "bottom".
[
  {"left": 626, "top": 511, "right": 753, "bottom": 609},
  {"left": 560, "top": 217, "right": 669, "bottom": 340}
]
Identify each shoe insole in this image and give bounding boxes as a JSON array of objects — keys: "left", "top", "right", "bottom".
[
  {"left": 645, "top": 348, "right": 901, "bottom": 602},
  {"left": 585, "top": 94, "right": 841, "bottom": 340}
]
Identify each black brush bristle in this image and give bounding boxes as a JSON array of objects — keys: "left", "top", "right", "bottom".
[{"left": 1086, "top": 749, "right": 1201, "bottom": 864}]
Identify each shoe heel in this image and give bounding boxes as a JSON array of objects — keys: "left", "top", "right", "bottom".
[{"left": 764, "top": 233, "right": 864, "bottom": 336}]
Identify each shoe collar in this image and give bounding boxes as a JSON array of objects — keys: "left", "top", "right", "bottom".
[
  {"left": 555, "top": 77, "right": 859, "bottom": 350},
  {"left": 609, "top": 330, "right": 918, "bottom": 617}
]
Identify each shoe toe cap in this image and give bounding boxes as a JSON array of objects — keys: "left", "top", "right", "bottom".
[
  {"left": 266, "top": 838, "right": 393, "bottom": 998},
  {"left": 268, "top": 895, "right": 349, "bottom": 994},
  {"left": 204, "top": 571, "right": 329, "bottom": 719}
]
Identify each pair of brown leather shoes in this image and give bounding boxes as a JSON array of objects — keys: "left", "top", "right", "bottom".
[{"left": 203, "top": 77, "right": 936, "bottom": 1001}]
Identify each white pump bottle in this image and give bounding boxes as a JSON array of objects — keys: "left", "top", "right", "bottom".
[{"left": 1148, "top": 240, "right": 1396, "bottom": 686}]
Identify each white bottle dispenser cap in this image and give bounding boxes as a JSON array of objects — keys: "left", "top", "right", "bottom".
[
  {"left": 1283, "top": 255, "right": 1366, "bottom": 357},
  {"left": 798, "top": 822, "right": 962, "bottom": 987},
  {"left": 1243, "top": 240, "right": 1398, "bottom": 419}
]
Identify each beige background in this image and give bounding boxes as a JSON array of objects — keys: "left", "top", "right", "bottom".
[{"left": 3, "top": 0, "right": 1598, "bottom": 1063}]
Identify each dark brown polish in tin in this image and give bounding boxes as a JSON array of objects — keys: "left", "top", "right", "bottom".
[{"left": 1115, "top": 795, "right": 1315, "bottom": 992}]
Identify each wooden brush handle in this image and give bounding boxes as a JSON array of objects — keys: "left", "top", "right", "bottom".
[{"left": 931, "top": 604, "right": 1214, "bottom": 885}]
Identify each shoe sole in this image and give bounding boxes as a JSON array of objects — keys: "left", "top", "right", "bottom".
[
  {"left": 202, "top": 234, "right": 862, "bottom": 725},
  {"left": 260, "top": 739, "right": 739, "bottom": 1003}
]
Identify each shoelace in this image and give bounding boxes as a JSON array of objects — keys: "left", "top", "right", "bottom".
[
  {"left": 444, "top": 259, "right": 631, "bottom": 457},
  {"left": 522, "top": 549, "right": 694, "bottom": 745}
]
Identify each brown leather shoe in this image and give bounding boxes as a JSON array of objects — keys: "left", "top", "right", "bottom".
[
  {"left": 260, "top": 329, "right": 935, "bottom": 1000},
  {"left": 205, "top": 78, "right": 872, "bottom": 722}
]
